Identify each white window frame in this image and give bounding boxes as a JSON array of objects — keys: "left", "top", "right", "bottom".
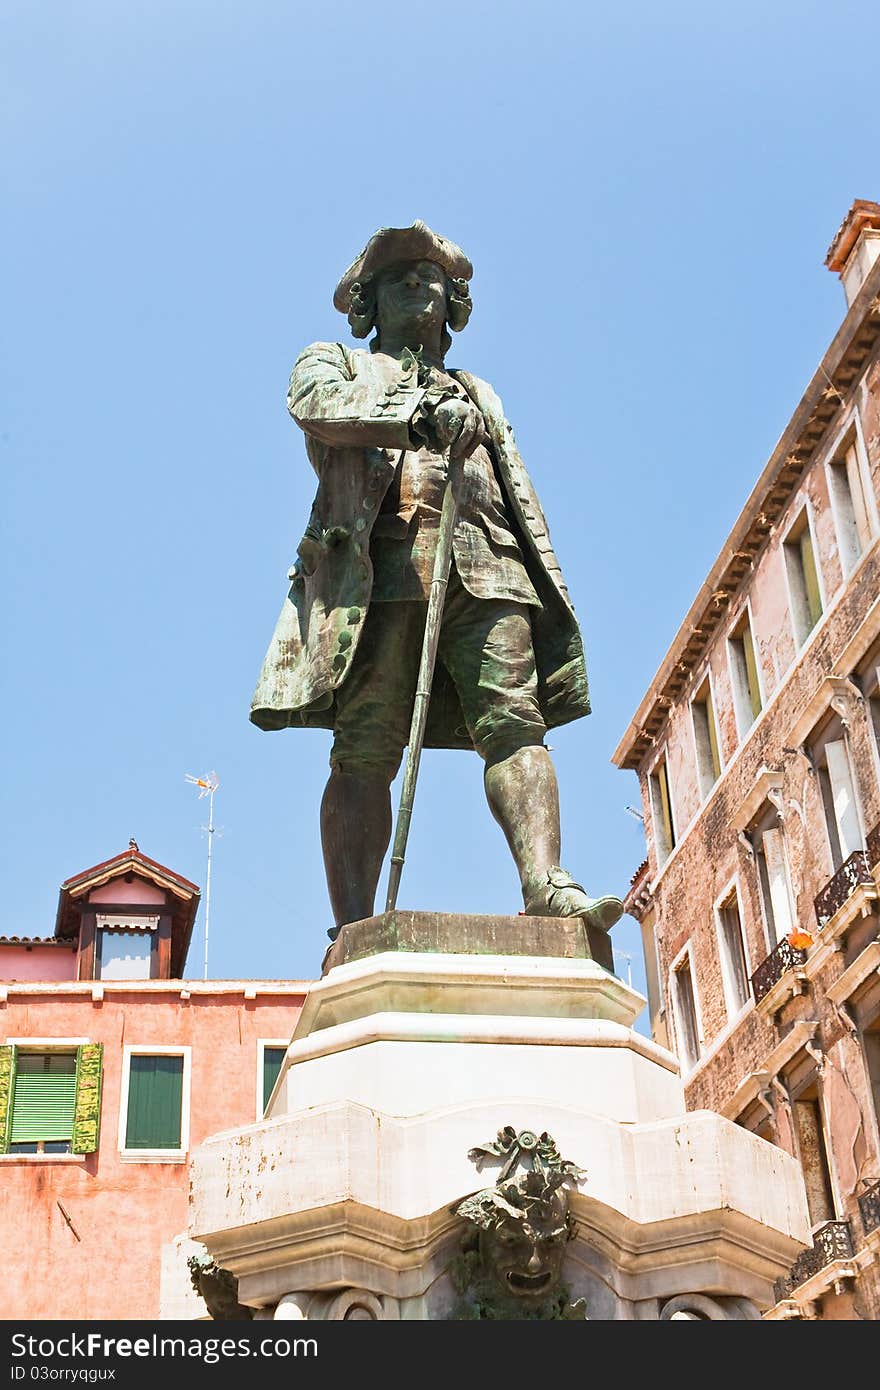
[
  {"left": 256, "top": 1039, "right": 289, "bottom": 1120},
  {"left": 809, "top": 715, "right": 867, "bottom": 872},
  {"left": 0, "top": 1038, "right": 91, "bottom": 1164},
  {"left": 726, "top": 599, "right": 765, "bottom": 743},
  {"left": 824, "top": 411, "right": 878, "bottom": 583},
  {"left": 781, "top": 500, "right": 827, "bottom": 650},
  {"left": 652, "top": 921, "right": 666, "bottom": 1020},
  {"left": 754, "top": 821, "right": 796, "bottom": 950},
  {"left": 668, "top": 941, "right": 703, "bottom": 1075},
  {"left": 647, "top": 747, "right": 678, "bottom": 869},
  {"left": 117, "top": 1044, "right": 191, "bottom": 1163},
  {"left": 689, "top": 668, "right": 725, "bottom": 800},
  {"left": 790, "top": 1075, "right": 842, "bottom": 1230},
  {"left": 712, "top": 877, "right": 753, "bottom": 1021}
]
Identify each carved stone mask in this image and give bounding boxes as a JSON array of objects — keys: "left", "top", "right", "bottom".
[{"left": 479, "top": 1196, "right": 572, "bottom": 1302}]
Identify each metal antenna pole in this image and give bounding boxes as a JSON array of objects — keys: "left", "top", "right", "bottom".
[
  {"left": 203, "top": 783, "right": 215, "bottom": 981},
  {"left": 185, "top": 772, "right": 219, "bottom": 980},
  {"left": 385, "top": 458, "right": 460, "bottom": 913}
]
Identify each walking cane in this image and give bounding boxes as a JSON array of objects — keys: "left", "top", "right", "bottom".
[{"left": 385, "top": 452, "right": 462, "bottom": 912}]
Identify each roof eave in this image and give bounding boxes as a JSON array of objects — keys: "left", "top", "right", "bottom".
[{"left": 613, "top": 257, "right": 880, "bottom": 772}]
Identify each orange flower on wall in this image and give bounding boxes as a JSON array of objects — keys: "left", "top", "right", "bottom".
[{"left": 787, "top": 929, "right": 814, "bottom": 951}]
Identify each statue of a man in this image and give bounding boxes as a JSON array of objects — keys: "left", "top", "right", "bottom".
[{"left": 251, "top": 222, "right": 623, "bottom": 942}]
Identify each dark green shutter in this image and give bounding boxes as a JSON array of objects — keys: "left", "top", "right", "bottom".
[
  {"left": 125, "top": 1055, "right": 184, "bottom": 1149},
  {"left": 262, "top": 1047, "right": 286, "bottom": 1112},
  {"left": 10, "top": 1054, "right": 77, "bottom": 1144},
  {"left": 71, "top": 1044, "right": 103, "bottom": 1154},
  {"left": 0, "top": 1046, "right": 14, "bottom": 1153}
]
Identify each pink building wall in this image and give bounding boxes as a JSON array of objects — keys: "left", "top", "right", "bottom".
[
  {"left": 0, "top": 985, "right": 307, "bottom": 1319},
  {"left": 1, "top": 946, "right": 77, "bottom": 982},
  {"left": 90, "top": 881, "right": 166, "bottom": 905}
]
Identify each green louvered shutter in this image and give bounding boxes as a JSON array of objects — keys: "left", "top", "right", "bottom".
[
  {"left": 125, "top": 1055, "right": 183, "bottom": 1149},
  {"left": 0, "top": 1046, "right": 15, "bottom": 1153},
  {"left": 262, "top": 1047, "right": 286, "bottom": 1112},
  {"left": 71, "top": 1044, "right": 103, "bottom": 1154},
  {"left": 10, "top": 1054, "right": 77, "bottom": 1144}
]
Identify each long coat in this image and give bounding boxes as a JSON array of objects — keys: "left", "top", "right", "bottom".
[{"left": 250, "top": 342, "right": 590, "bottom": 748}]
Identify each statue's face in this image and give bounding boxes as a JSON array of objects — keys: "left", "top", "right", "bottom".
[
  {"left": 479, "top": 1215, "right": 569, "bottom": 1303},
  {"left": 374, "top": 259, "right": 447, "bottom": 338}
]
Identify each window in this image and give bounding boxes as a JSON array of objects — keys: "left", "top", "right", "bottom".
[
  {"left": 259, "top": 1043, "right": 287, "bottom": 1116},
  {"left": 119, "top": 1047, "right": 190, "bottom": 1157},
  {"left": 751, "top": 807, "right": 795, "bottom": 947},
  {"left": 0, "top": 1044, "right": 103, "bottom": 1156},
  {"left": 669, "top": 947, "right": 701, "bottom": 1071},
  {"left": 857, "top": 655, "right": 880, "bottom": 793},
  {"left": 691, "top": 677, "right": 722, "bottom": 798},
  {"left": 9, "top": 1054, "right": 76, "bottom": 1153},
  {"left": 784, "top": 509, "right": 823, "bottom": 648},
  {"left": 791, "top": 1083, "right": 836, "bottom": 1228},
  {"left": 811, "top": 715, "right": 864, "bottom": 870},
  {"left": 865, "top": 1024, "right": 880, "bottom": 1136},
  {"left": 96, "top": 915, "right": 158, "bottom": 980},
  {"left": 728, "top": 609, "right": 763, "bottom": 739},
  {"left": 649, "top": 755, "right": 677, "bottom": 866},
  {"left": 715, "top": 886, "right": 751, "bottom": 1016},
  {"left": 827, "top": 432, "right": 874, "bottom": 578}
]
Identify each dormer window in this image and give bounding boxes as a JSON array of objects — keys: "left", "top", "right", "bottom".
[{"left": 95, "top": 915, "right": 159, "bottom": 980}]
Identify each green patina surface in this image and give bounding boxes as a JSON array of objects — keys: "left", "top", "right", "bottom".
[
  {"left": 322, "top": 909, "right": 601, "bottom": 975},
  {"left": 250, "top": 222, "right": 624, "bottom": 944}
]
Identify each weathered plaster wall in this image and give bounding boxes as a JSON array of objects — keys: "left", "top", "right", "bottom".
[{"left": 0, "top": 988, "right": 305, "bottom": 1319}]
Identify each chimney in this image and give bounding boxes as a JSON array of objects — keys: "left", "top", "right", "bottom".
[{"left": 825, "top": 199, "right": 880, "bottom": 308}]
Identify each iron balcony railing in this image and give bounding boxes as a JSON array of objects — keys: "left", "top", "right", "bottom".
[
  {"left": 867, "top": 821, "right": 880, "bottom": 869},
  {"left": 814, "top": 850, "right": 875, "bottom": 928},
  {"left": 773, "top": 1220, "right": 854, "bottom": 1303},
  {"left": 751, "top": 936, "right": 808, "bottom": 1004},
  {"left": 859, "top": 1179, "right": 880, "bottom": 1237}
]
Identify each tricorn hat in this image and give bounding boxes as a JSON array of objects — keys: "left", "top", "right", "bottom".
[{"left": 333, "top": 221, "right": 473, "bottom": 313}]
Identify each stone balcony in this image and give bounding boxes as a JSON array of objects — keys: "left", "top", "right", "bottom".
[
  {"left": 751, "top": 937, "right": 808, "bottom": 1015},
  {"left": 772, "top": 1219, "right": 855, "bottom": 1305},
  {"left": 859, "top": 1179, "right": 880, "bottom": 1238},
  {"left": 813, "top": 850, "right": 877, "bottom": 931}
]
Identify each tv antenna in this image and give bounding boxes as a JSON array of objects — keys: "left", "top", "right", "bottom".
[{"left": 185, "top": 772, "right": 219, "bottom": 980}]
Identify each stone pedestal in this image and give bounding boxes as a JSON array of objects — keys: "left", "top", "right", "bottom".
[{"left": 183, "top": 913, "right": 811, "bottom": 1320}]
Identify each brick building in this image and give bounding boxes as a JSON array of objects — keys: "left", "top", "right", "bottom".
[
  {"left": 613, "top": 200, "right": 880, "bottom": 1320},
  {"left": 0, "top": 843, "right": 307, "bottom": 1320}
]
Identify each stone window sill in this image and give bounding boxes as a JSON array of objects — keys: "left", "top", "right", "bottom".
[
  {"left": 118, "top": 1150, "right": 187, "bottom": 1164},
  {"left": 0, "top": 1153, "right": 87, "bottom": 1164}
]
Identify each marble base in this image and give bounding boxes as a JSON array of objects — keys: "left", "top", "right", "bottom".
[{"left": 183, "top": 917, "right": 811, "bottom": 1320}]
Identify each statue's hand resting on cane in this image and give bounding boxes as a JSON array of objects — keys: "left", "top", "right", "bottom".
[{"left": 412, "top": 395, "right": 485, "bottom": 461}]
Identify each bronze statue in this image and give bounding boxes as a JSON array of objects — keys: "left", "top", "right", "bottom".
[{"left": 251, "top": 222, "right": 623, "bottom": 943}]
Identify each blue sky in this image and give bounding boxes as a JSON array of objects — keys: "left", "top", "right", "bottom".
[{"left": 2, "top": 1, "right": 878, "bottom": 1025}]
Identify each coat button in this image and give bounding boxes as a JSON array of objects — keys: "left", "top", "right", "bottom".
[
  {"left": 347, "top": 607, "right": 361, "bottom": 623},
  {"left": 338, "top": 630, "right": 352, "bottom": 650},
  {"left": 332, "top": 654, "right": 347, "bottom": 672}
]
